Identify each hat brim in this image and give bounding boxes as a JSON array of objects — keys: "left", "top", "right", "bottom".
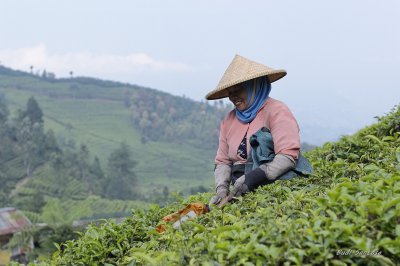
[{"left": 206, "top": 70, "right": 286, "bottom": 100}]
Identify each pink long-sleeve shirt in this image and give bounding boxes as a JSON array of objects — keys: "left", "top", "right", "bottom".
[{"left": 215, "top": 97, "right": 300, "bottom": 165}]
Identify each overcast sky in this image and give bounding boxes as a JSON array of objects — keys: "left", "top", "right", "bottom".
[{"left": 1, "top": 0, "right": 399, "bottom": 144}]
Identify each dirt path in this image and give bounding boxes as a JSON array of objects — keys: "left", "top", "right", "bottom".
[{"left": 9, "top": 174, "right": 32, "bottom": 197}]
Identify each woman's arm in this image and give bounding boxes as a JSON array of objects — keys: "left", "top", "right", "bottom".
[
  {"left": 210, "top": 119, "right": 233, "bottom": 205},
  {"left": 259, "top": 154, "right": 295, "bottom": 181},
  {"left": 214, "top": 164, "right": 231, "bottom": 192},
  {"left": 228, "top": 154, "right": 295, "bottom": 196},
  {"left": 214, "top": 117, "right": 233, "bottom": 189},
  {"left": 269, "top": 101, "right": 300, "bottom": 159}
]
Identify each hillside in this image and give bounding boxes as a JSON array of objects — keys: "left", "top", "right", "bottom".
[
  {"left": 35, "top": 105, "right": 400, "bottom": 265},
  {"left": 0, "top": 65, "right": 232, "bottom": 196}
]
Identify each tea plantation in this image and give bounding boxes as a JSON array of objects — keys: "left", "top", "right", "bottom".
[{"left": 30, "top": 106, "right": 400, "bottom": 265}]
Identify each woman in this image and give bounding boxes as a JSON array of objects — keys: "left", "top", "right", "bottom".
[{"left": 207, "top": 55, "right": 310, "bottom": 206}]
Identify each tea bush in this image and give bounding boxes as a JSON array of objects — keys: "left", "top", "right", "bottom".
[{"left": 30, "top": 106, "right": 400, "bottom": 265}]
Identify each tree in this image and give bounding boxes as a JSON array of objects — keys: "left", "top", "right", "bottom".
[
  {"left": 15, "top": 98, "right": 46, "bottom": 176},
  {"left": 90, "top": 157, "right": 104, "bottom": 179},
  {"left": 41, "top": 198, "right": 68, "bottom": 225},
  {"left": 44, "top": 129, "right": 60, "bottom": 154},
  {"left": 163, "top": 186, "right": 169, "bottom": 201},
  {"left": 13, "top": 190, "right": 45, "bottom": 213},
  {"left": 105, "top": 142, "right": 138, "bottom": 200},
  {"left": 0, "top": 93, "right": 9, "bottom": 124},
  {"left": 16, "top": 117, "right": 40, "bottom": 176},
  {"left": 77, "top": 144, "right": 91, "bottom": 193},
  {"left": 41, "top": 69, "right": 47, "bottom": 79},
  {"left": 47, "top": 72, "right": 56, "bottom": 79},
  {"left": 35, "top": 224, "right": 76, "bottom": 254},
  {"left": 20, "top": 97, "right": 44, "bottom": 125},
  {"left": 89, "top": 156, "right": 105, "bottom": 194}
]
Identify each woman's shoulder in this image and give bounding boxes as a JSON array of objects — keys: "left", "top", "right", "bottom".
[
  {"left": 266, "top": 97, "right": 289, "bottom": 108},
  {"left": 218, "top": 109, "right": 237, "bottom": 128},
  {"left": 262, "top": 97, "right": 291, "bottom": 113},
  {"left": 222, "top": 109, "right": 236, "bottom": 121}
]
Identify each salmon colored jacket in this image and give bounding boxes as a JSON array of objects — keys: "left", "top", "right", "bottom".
[{"left": 215, "top": 97, "right": 300, "bottom": 165}]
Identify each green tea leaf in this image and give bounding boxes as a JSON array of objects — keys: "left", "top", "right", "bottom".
[
  {"left": 363, "top": 163, "right": 380, "bottom": 172},
  {"left": 396, "top": 147, "right": 400, "bottom": 163},
  {"left": 365, "top": 134, "right": 382, "bottom": 144},
  {"left": 211, "top": 225, "right": 239, "bottom": 235},
  {"left": 326, "top": 210, "right": 338, "bottom": 220}
]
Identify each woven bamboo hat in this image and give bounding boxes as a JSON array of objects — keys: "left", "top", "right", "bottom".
[{"left": 206, "top": 54, "right": 287, "bottom": 100}]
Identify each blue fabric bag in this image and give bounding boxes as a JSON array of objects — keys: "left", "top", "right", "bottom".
[{"left": 245, "top": 127, "right": 313, "bottom": 180}]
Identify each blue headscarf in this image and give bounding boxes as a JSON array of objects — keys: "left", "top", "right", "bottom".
[{"left": 235, "top": 76, "right": 271, "bottom": 123}]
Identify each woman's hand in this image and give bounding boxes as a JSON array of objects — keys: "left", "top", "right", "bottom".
[
  {"left": 209, "top": 186, "right": 229, "bottom": 205},
  {"left": 217, "top": 177, "right": 248, "bottom": 208},
  {"left": 230, "top": 175, "right": 249, "bottom": 197}
]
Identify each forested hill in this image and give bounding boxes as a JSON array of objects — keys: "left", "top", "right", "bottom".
[{"left": 0, "top": 65, "right": 232, "bottom": 195}]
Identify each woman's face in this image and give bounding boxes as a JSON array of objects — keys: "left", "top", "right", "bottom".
[{"left": 228, "top": 85, "right": 248, "bottom": 111}]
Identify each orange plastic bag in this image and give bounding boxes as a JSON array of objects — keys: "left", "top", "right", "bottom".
[{"left": 156, "top": 202, "right": 210, "bottom": 233}]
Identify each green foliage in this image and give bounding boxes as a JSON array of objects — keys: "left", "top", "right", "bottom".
[
  {"left": 22, "top": 97, "right": 44, "bottom": 124},
  {"left": 0, "top": 95, "right": 145, "bottom": 226},
  {"left": 13, "top": 189, "right": 45, "bottom": 213},
  {"left": 36, "top": 106, "right": 400, "bottom": 265},
  {"left": 6, "top": 224, "right": 35, "bottom": 250},
  {"left": 104, "top": 142, "right": 138, "bottom": 200},
  {"left": 130, "top": 89, "right": 230, "bottom": 149},
  {"left": 0, "top": 96, "right": 53, "bottom": 204},
  {"left": 30, "top": 224, "right": 78, "bottom": 260},
  {"left": 0, "top": 92, "right": 9, "bottom": 124}
]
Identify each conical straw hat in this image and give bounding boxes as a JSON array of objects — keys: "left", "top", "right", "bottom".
[{"left": 205, "top": 54, "right": 287, "bottom": 100}]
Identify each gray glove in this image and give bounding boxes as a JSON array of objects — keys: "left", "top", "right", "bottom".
[
  {"left": 218, "top": 154, "right": 295, "bottom": 206},
  {"left": 209, "top": 164, "right": 232, "bottom": 205},
  {"left": 229, "top": 175, "right": 249, "bottom": 197},
  {"left": 209, "top": 186, "right": 229, "bottom": 205}
]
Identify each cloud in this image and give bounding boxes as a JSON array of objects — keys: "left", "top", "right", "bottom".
[{"left": 0, "top": 44, "right": 191, "bottom": 78}]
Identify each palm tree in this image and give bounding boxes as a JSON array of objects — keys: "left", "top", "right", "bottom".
[
  {"left": 69, "top": 71, "right": 74, "bottom": 79},
  {"left": 30, "top": 65, "right": 34, "bottom": 74}
]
